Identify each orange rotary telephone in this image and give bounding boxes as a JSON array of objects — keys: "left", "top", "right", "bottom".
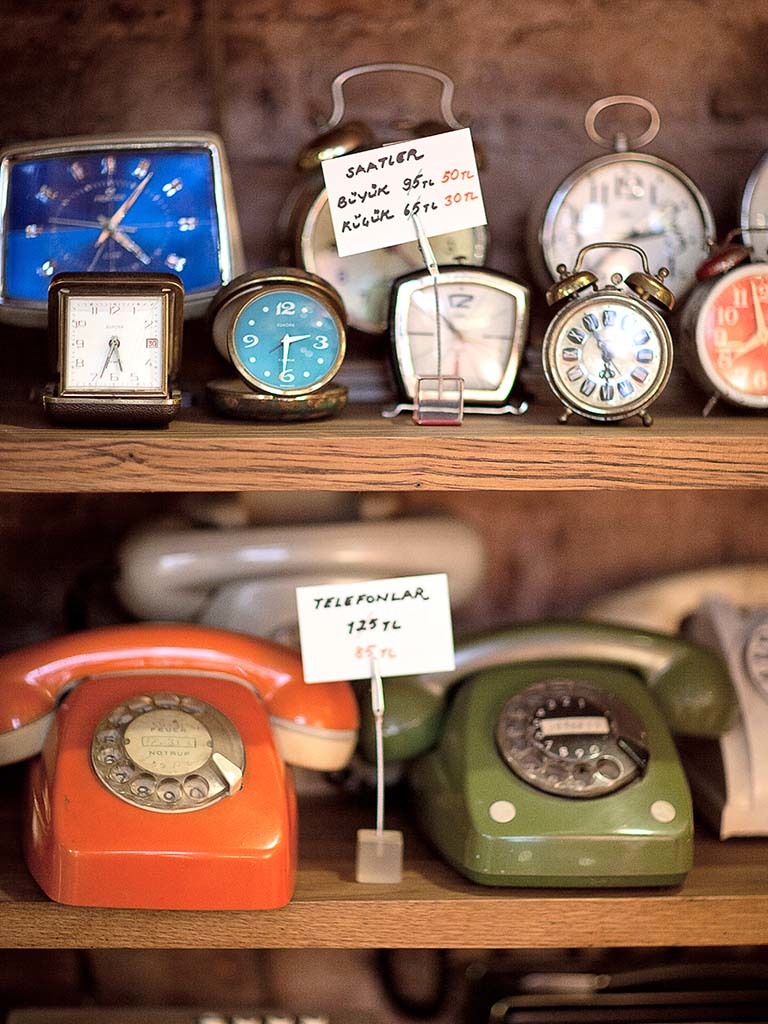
[{"left": 0, "top": 623, "right": 358, "bottom": 910}]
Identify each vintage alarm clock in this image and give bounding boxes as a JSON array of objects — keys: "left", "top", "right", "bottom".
[
  {"left": 207, "top": 268, "right": 348, "bottom": 421},
  {"left": 741, "top": 151, "right": 768, "bottom": 246},
  {"left": 542, "top": 242, "right": 674, "bottom": 425},
  {"left": 530, "top": 96, "right": 715, "bottom": 300},
  {"left": 680, "top": 229, "right": 768, "bottom": 413},
  {"left": 43, "top": 272, "right": 183, "bottom": 426},
  {"left": 281, "top": 62, "right": 489, "bottom": 334},
  {"left": 0, "top": 132, "right": 243, "bottom": 325},
  {"left": 388, "top": 265, "right": 530, "bottom": 406}
]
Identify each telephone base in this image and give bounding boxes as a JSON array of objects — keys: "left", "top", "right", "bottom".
[{"left": 22, "top": 673, "right": 299, "bottom": 910}]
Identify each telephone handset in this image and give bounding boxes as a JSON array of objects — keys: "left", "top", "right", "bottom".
[
  {"left": 362, "top": 622, "right": 734, "bottom": 887},
  {"left": 582, "top": 564, "right": 768, "bottom": 837},
  {"left": 115, "top": 515, "right": 486, "bottom": 644},
  {"left": 0, "top": 623, "right": 358, "bottom": 909}
]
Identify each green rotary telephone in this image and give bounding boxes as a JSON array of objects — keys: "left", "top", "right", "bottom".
[{"left": 361, "top": 622, "right": 735, "bottom": 887}]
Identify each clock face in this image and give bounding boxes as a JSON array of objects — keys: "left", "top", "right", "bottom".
[
  {"left": 541, "top": 154, "right": 713, "bottom": 299},
  {"left": 740, "top": 151, "right": 768, "bottom": 247},
  {"left": 229, "top": 286, "right": 345, "bottom": 394},
  {"left": 3, "top": 146, "right": 223, "bottom": 302},
  {"left": 544, "top": 292, "right": 672, "bottom": 420},
  {"left": 61, "top": 292, "right": 167, "bottom": 394},
  {"left": 300, "top": 191, "right": 488, "bottom": 333},
  {"left": 391, "top": 268, "right": 529, "bottom": 403},
  {"left": 694, "top": 264, "right": 768, "bottom": 407}
]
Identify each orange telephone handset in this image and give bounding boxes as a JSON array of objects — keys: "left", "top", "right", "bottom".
[{"left": 0, "top": 623, "right": 358, "bottom": 911}]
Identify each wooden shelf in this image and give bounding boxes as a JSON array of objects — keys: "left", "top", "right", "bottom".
[
  {"left": 2, "top": 399, "right": 768, "bottom": 492},
  {"left": 2, "top": 778, "right": 767, "bottom": 949}
]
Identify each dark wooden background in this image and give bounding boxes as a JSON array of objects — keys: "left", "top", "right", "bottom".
[{"left": 2, "top": 2, "right": 768, "bottom": 1017}]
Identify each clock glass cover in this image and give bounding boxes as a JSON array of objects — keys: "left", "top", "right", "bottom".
[
  {"left": 390, "top": 267, "right": 529, "bottom": 404},
  {"left": 543, "top": 292, "right": 672, "bottom": 420},
  {"left": 540, "top": 152, "right": 714, "bottom": 300},
  {"left": 689, "top": 264, "right": 768, "bottom": 408},
  {"left": 229, "top": 285, "right": 345, "bottom": 395},
  {"left": 0, "top": 134, "right": 241, "bottom": 321}
]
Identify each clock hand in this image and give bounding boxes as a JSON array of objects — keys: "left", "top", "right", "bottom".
[
  {"left": 99, "top": 336, "right": 120, "bottom": 378},
  {"left": 111, "top": 228, "right": 152, "bottom": 266},
  {"left": 752, "top": 280, "right": 768, "bottom": 337},
  {"left": 95, "top": 172, "right": 154, "bottom": 247},
  {"left": 49, "top": 217, "right": 137, "bottom": 232}
]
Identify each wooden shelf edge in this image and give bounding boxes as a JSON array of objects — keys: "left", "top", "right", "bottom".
[
  {"left": 2, "top": 409, "right": 768, "bottom": 491},
  {"left": 2, "top": 890, "right": 768, "bottom": 949}
]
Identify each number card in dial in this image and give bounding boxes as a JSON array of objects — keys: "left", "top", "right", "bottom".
[
  {"left": 296, "top": 574, "right": 455, "bottom": 683},
  {"left": 321, "top": 128, "right": 487, "bottom": 258}
]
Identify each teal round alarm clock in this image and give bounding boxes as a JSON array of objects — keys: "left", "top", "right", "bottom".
[{"left": 208, "top": 269, "right": 348, "bottom": 420}]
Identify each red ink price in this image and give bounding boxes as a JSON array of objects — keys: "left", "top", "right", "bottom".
[
  {"left": 444, "top": 192, "right": 479, "bottom": 207},
  {"left": 441, "top": 168, "right": 475, "bottom": 182},
  {"left": 355, "top": 644, "right": 397, "bottom": 661}
]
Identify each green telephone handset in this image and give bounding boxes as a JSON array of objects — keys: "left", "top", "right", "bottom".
[{"left": 362, "top": 621, "right": 734, "bottom": 887}]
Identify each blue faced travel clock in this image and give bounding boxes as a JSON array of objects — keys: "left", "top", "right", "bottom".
[
  {"left": 0, "top": 132, "right": 243, "bottom": 324},
  {"left": 208, "top": 269, "right": 348, "bottom": 420}
]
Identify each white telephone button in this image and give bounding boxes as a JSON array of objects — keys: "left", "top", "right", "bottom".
[
  {"left": 489, "top": 800, "right": 517, "bottom": 823},
  {"left": 651, "top": 799, "right": 676, "bottom": 823}
]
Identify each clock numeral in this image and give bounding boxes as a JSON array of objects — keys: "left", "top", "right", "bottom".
[
  {"left": 36, "top": 185, "right": 57, "bottom": 203},
  {"left": 567, "top": 328, "right": 586, "bottom": 345},
  {"left": 617, "top": 379, "right": 634, "bottom": 398},
  {"left": 242, "top": 334, "right": 259, "bottom": 348},
  {"left": 38, "top": 260, "right": 56, "bottom": 278},
  {"left": 276, "top": 301, "right": 296, "bottom": 316},
  {"left": 73, "top": 319, "right": 86, "bottom": 328},
  {"left": 636, "top": 348, "right": 654, "bottom": 363},
  {"left": 73, "top": 338, "right": 85, "bottom": 349},
  {"left": 602, "top": 309, "right": 616, "bottom": 327},
  {"left": 580, "top": 379, "right": 597, "bottom": 397},
  {"left": 621, "top": 315, "right": 635, "bottom": 331},
  {"left": 634, "top": 330, "right": 650, "bottom": 346},
  {"left": 566, "top": 367, "right": 583, "bottom": 382},
  {"left": 313, "top": 335, "right": 329, "bottom": 350},
  {"left": 448, "top": 293, "right": 473, "bottom": 309},
  {"left": 109, "top": 302, "right": 121, "bottom": 315},
  {"left": 130, "top": 373, "right": 140, "bottom": 384},
  {"left": 143, "top": 318, "right": 155, "bottom": 329},
  {"left": 109, "top": 373, "right": 119, "bottom": 382},
  {"left": 732, "top": 286, "right": 749, "bottom": 308},
  {"left": 69, "top": 161, "right": 86, "bottom": 182},
  {"left": 25, "top": 224, "right": 43, "bottom": 238},
  {"left": 178, "top": 217, "right": 198, "bottom": 231},
  {"left": 613, "top": 173, "right": 645, "bottom": 200},
  {"left": 589, "top": 180, "right": 609, "bottom": 205},
  {"left": 166, "top": 254, "right": 186, "bottom": 272},
  {"left": 133, "top": 159, "right": 151, "bottom": 180},
  {"left": 101, "top": 156, "right": 116, "bottom": 177},
  {"left": 562, "top": 347, "right": 579, "bottom": 361},
  {"left": 716, "top": 306, "right": 739, "bottom": 327},
  {"left": 74, "top": 358, "right": 84, "bottom": 368},
  {"left": 631, "top": 367, "right": 649, "bottom": 384},
  {"left": 146, "top": 337, "right": 159, "bottom": 349},
  {"left": 582, "top": 313, "right": 599, "bottom": 332},
  {"left": 162, "top": 178, "right": 183, "bottom": 197},
  {"left": 599, "top": 383, "right": 614, "bottom": 402},
  {"left": 279, "top": 369, "right": 296, "bottom": 383}
]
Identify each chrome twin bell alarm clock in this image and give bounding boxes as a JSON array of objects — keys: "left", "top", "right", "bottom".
[
  {"left": 530, "top": 95, "right": 714, "bottom": 300},
  {"left": 680, "top": 228, "right": 768, "bottom": 415},
  {"left": 207, "top": 268, "right": 348, "bottom": 421},
  {"left": 542, "top": 242, "right": 675, "bottom": 426},
  {"left": 281, "top": 62, "right": 489, "bottom": 335}
]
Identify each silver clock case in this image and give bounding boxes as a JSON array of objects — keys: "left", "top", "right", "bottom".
[
  {"left": 0, "top": 132, "right": 245, "bottom": 326},
  {"left": 90, "top": 689, "right": 245, "bottom": 813},
  {"left": 391, "top": 267, "right": 530, "bottom": 404},
  {"left": 679, "top": 263, "right": 768, "bottom": 411},
  {"left": 529, "top": 151, "right": 716, "bottom": 299},
  {"left": 542, "top": 287, "right": 674, "bottom": 423},
  {"left": 740, "top": 150, "right": 768, "bottom": 251}
]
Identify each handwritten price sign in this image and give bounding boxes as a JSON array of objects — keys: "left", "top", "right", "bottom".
[
  {"left": 321, "top": 128, "right": 487, "bottom": 259},
  {"left": 295, "top": 574, "right": 456, "bottom": 683}
]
